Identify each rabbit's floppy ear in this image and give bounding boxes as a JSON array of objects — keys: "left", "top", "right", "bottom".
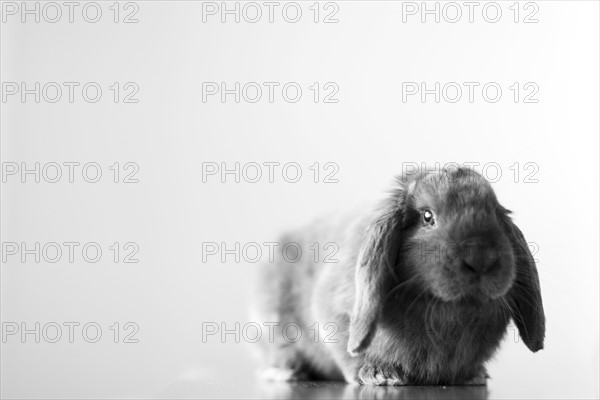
[
  {"left": 347, "top": 188, "right": 407, "bottom": 356},
  {"left": 499, "top": 210, "right": 545, "bottom": 352}
]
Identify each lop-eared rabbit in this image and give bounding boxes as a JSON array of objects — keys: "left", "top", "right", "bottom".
[{"left": 254, "top": 168, "right": 544, "bottom": 385}]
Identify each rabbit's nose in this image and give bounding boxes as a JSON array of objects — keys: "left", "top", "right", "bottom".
[
  {"left": 459, "top": 242, "right": 500, "bottom": 275},
  {"left": 460, "top": 260, "right": 479, "bottom": 275}
]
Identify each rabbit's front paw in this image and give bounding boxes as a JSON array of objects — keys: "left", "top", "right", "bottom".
[{"left": 357, "top": 363, "right": 405, "bottom": 386}]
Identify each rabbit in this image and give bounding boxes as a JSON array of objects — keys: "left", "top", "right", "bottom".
[{"left": 253, "top": 167, "right": 545, "bottom": 385}]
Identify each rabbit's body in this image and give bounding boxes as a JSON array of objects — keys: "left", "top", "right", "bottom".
[
  {"left": 254, "top": 169, "right": 545, "bottom": 385},
  {"left": 254, "top": 213, "right": 367, "bottom": 381}
]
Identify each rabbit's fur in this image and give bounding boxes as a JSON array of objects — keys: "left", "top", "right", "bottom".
[{"left": 254, "top": 168, "right": 545, "bottom": 385}]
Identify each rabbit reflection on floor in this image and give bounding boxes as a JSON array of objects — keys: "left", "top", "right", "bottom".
[
  {"left": 257, "top": 380, "right": 489, "bottom": 400},
  {"left": 254, "top": 167, "right": 545, "bottom": 385}
]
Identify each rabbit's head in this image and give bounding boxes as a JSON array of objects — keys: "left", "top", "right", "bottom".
[
  {"left": 348, "top": 167, "right": 545, "bottom": 356},
  {"left": 401, "top": 168, "right": 515, "bottom": 301}
]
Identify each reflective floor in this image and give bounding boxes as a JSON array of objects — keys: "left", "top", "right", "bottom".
[
  {"left": 161, "top": 379, "right": 490, "bottom": 400},
  {"left": 157, "top": 368, "right": 598, "bottom": 400}
]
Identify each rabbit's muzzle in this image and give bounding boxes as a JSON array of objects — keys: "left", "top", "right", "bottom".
[{"left": 409, "top": 231, "right": 517, "bottom": 302}]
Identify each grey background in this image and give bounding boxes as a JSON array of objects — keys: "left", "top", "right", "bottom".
[{"left": 1, "top": 1, "right": 598, "bottom": 398}]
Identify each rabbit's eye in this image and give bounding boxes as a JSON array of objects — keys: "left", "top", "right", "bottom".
[{"left": 423, "top": 210, "right": 435, "bottom": 225}]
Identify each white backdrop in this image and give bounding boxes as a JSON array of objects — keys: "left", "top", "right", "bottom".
[{"left": 1, "top": 1, "right": 598, "bottom": 398}]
